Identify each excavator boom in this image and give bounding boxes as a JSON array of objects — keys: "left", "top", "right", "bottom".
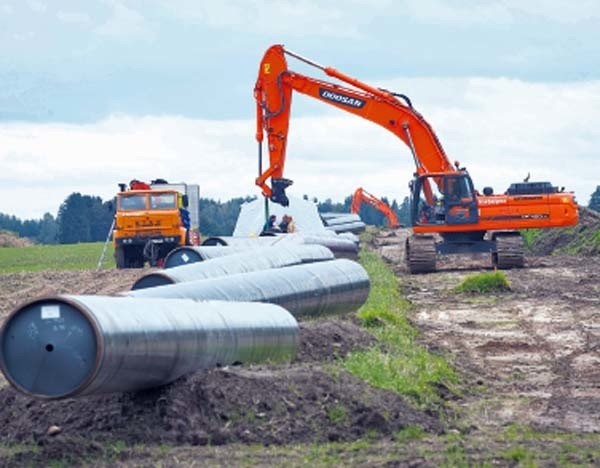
[
  {"left": 255, "top": 44, "right": 455, "bottom": 205},
  {"left": 351, "top": 187, "right": 400, "bottom": 228}
]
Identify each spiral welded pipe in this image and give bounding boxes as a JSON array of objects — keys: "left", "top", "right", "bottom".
[
  {"left": 128, "top": 259, "right": 370, "bottom": 318},
  {"left": 132, "top": 244, "right": 334, "bottom": 289},
  {"left": 0, "top": 296, "right": 298, "bottom": 400}
]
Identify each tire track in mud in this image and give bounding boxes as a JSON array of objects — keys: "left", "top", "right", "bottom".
[{"left": 375, "top": 229, "right": 600, "bottom": 434}]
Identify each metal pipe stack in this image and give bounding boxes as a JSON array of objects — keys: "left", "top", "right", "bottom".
[
  {"left": 128, "top": 259, "right": 370, "bottom": 318},
  {"left": 283, "top": 233, "right": 360, "bottom": 260},
  {"left": 326, "top": 221, "right": 367, "bottom": 234},
  {"left": 0, "top": 230, "right": 371, "bottom": 400},
  {"left": 133, "top": 244, "right": 334, "bottom": 289},
  {"left": 164, "top": 245, "right": 254, "bottom": 268},
  {"left": 0, "top": 296, "right": 298, "bottom": 400},
  {"left": 202, "top": 236, "right": 285, "bottom": 247}
]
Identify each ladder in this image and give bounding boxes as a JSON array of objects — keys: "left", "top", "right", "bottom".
[{"left": 96, "top": 218, "right": 116, "bottom": 271}]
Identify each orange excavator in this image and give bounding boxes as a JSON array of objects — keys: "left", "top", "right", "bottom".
[
  {"left": 254, "top": 44, "right": 578, "bottom": 273},
  {"left": 351, "top": 187, "right": 400, "bottom": 228}
]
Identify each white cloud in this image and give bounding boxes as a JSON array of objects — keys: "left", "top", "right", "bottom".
[
  {"left": 155, "top": 0, "right": 364, "bottom": 38},
  {"left": 95, "top": 1, "right": 154, "bottom": 41},
  {"left": 403, "top": 0, "right": 513, "bottom": 25},
  {"left": 0, "top": 77, "right": 598, "bottom": 219},
  {"left": 57, "top": 11, "right": 91, "bottom": 25},
  {"left": 402, "top": 0, "right": 600, "bottom": 25},
  {"left": 27, "top": 0, "right": 46, "bottom": 13}
]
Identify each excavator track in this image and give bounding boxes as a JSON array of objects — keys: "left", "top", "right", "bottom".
[
  {"left": 406, "top": 235, "right": 437, "bottom": 274},
  {"left": 493, "top": 234, "right": 524, "bottom": 269}
]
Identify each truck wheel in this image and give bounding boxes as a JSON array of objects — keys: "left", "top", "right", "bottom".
[{"left": 115, "top": 246, "right": 126, "bottom": 269}]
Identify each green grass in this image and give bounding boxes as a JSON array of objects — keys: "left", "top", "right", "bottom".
[
  {"left": 343, "top": 249, "right": 459, "bottom": 408},
  {"left": 453, "top": 271, "right": 511, "bottom": 294},
  {"left": 327, "top": 404, "right": 348, "bottom": 425},
  {"left": 0, "top": 242, "right": 114, "bottom": 273},
  {"left": 521, "top": 228, "right": 543, "bottom": 249}
]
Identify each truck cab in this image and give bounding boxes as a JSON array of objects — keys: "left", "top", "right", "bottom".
[{"left": 113, "top": 189, "right": 189, "bottom": 268}]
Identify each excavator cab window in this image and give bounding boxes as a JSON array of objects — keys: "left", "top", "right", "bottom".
[
  {"left": 410, "top": 173, "right": 478, "bottom": 226},
  {"left": 442, "top": 174, "right": 478, "bottom": 225}
]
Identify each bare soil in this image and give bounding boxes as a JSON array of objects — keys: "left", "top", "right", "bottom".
[{"left": 376, "top": 229, "right": 600, "bottom": 436}]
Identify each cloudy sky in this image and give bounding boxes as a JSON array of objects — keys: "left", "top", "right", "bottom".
[{"left": 1, "top": 0, "right": 599, "bottom": 219}]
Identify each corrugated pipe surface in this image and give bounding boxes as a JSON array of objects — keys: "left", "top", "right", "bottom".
[
  {"left": 202, "top": 236, "right": 285, "bottom": 247},
  {"left": 133, "top": 244, "right": 334, "bottom": 290},
  {"left": 0, "top": 296, "right": 298, "bottom": 400},
  {"left": 164, "top": 245, "right": 250, "bottom": 268},
  {"left": 323, "top": 213, "right": 362, "bottom": 226},
  {"left": 286, "top": 234, "right": 360, "bottom": 259},
  {"left": 326, "top": 221, "right": 367, "bottom": 234},
  {"left": 128, "top": 259, "right": 370, "bottom": 318}
]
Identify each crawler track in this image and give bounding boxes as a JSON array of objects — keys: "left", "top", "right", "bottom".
[
  {"left": 405, "top": 235, "right": 437, "bottom": 273},
  {"left": 493, "top": 233, "right": 524, "bottom": 269}
]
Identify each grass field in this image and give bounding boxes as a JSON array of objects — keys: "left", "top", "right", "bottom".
[{"left": 0, "top": 242, "right": 114, "bottom": 273}]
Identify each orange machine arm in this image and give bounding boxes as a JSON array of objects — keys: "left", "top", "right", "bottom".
[
  {"left": 254, "top": 44, "right": 456, "bottom": 205},
  {"left": 351, "top": 187, "right": 400, "bottom": 228}
]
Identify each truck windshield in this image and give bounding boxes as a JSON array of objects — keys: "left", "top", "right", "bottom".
[
  {"left": 119, "top": 194, "right": 147, "bottom": 211},
  {"left": 150, "top": 193, "right": 177, "bottom": 209}
]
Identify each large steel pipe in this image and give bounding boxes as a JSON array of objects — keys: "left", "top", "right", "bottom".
[
  {"left": 128, "top": 259, "right": 370, "bottom": 318},
  {"left": 284, "top": 234, "right": 360, "bottom": 260},
  {"left": 164, "top": 245, "right": 250, "bottom": 268},
  {"left": 326, "top": 221, "right": 367, "bottom": 234},
  {"left": 133, "top": 244, "right": 334, "bottom": 290},
  {"left": 0, "top": 296, "right": 298, "bottom": 400},
  {"left": 323, "top": 213, "right": 362, "bottom": 226},
  {"left": 202, "top": 236, "right": 286, "bottom": 247}
]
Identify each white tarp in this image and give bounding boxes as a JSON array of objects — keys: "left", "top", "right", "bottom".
[{"left": 233, "top": 196, "right": 330, "bottom": 237}]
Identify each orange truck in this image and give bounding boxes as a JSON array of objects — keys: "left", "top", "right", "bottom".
[
  {"left": 253, "top": 44, "right": 578, "bottom": 273},
  {"left": 113, "top": 180, "right": 200, "bottom": 268}
]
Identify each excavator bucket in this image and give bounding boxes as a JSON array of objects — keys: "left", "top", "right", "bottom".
[{"left": 271, "top": 178, "right": 293, "bottom": 206}]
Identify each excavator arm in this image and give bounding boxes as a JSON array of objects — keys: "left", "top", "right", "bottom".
[
  {"left": 254, "top": 44, "right": 456, "bottom": 206},
  {"left": 351, "top": 187, "right": 400, "bottom": 228}
]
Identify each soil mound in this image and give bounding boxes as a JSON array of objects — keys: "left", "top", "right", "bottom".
[
  {"left": 528, "top": 206, "right": 600, "bottom": 256},
  {"left": 0, "top": 230, "right": 33, "bottom": 248},
  {"left": 0, "top": 365, "right": 440, "bottom": 448},
  {"left": 297, "top": 319, "right": 376, "bottom": 362}
]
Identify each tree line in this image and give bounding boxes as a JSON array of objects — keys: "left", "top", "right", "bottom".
[
  {"left": 0, "top": 192, "right": 408, "bottom": 245},
  {"left": 3, "top": 186, "right": 598, "bottom": 245}
]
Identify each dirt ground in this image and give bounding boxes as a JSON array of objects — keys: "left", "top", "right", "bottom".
[
  {"left": 1, "top": 231, "right": 600, "bottom": 465},
  {"left": 376, "top": 229, "right": 600, "bottom": 435}
]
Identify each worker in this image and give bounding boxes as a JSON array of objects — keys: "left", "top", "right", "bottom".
[
  {"left": 178, "top": 193, "right": 191, "bottom": 244},
  {"left": 433, "top": 196, "right": 445, "bottom": 223},
  {"left": 279, "top": 214, "right": 296, "bottom": 233},
  {"left": 287, "top": 215, "right": 296, "bottom": 233},
  {"left": 263, "top": 214, "right": 277, "bottom": 233}
]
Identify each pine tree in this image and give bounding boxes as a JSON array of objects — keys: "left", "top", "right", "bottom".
[{"left": 589, "top": 186, "right": 600, "bottom": 212}]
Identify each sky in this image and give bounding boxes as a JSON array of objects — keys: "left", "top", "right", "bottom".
[{"left": 0, "top": 0, "right": 599, "bottom": 219}]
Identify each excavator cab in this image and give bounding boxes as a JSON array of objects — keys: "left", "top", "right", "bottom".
[{"left": 410, "top": 173, "right": 479, "bottom": 227}]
